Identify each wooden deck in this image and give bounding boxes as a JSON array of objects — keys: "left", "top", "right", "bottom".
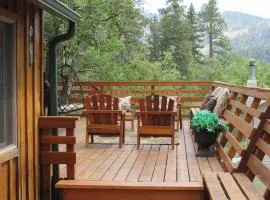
[
  {"left": 59, "top": 119, "right": 224, "bottom": 183},
  {"left": 56, "top": 119, "right": 222, "bottom": 199},
  {"left": 57, "top": 118, "right": 269, "bottom": 199}
]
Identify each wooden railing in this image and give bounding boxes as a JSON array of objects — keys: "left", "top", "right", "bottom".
[
  {"left": 58, "top": 81, "right": 270, "bottom": 118},
  {"left": 39, "top": 116, "right": 79, "bottom": 200},
  {"left": 58, "top": 81, "right": 213, "bottom": 118}
]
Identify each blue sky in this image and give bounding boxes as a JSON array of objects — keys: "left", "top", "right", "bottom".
[{"left": 143, "top": 0, "right": 270, "bottom": 19}]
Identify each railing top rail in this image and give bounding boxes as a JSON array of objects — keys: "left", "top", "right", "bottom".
[
  {"left": 213, "top": 81, "right": 270, "bottom": 101},
  {"left": 67, "top": 81, "right": 213, "bottom": 87},
  {"left": 213, "top": 81, "right": 270, "bottom": 92}
]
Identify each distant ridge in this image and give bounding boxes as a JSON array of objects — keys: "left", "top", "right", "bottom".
[
  {"left": 143, "top": 10, "right": 270, "bottom": 62},
  {"left": 223, "top": 11, "right": 270, "bottom": 62}
]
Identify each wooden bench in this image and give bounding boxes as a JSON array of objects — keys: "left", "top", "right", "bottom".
[
  {"left": 203, "top": 113, "right": 270, "bottom": 200},
  {"left": 199, "top": 83, "right": 270, "bottom": 199},
  {"left": 190, "top": 107, "right": 201, "bottom": 120}
]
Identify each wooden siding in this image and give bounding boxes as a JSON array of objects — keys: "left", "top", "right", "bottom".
[{"left": 0, "top": 1, "right": 43, "bottom": 200}]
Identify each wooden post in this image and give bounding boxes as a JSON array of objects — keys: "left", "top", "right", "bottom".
[
  {"left": 151, "top": 85, "right": 155, "bottom": 95},
  {"left": 39, "top": 116, "right": 79, "bottom": 200}
]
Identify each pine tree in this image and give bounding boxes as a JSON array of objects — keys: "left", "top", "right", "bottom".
[
  {"left": 186, "top": 3, "right": 203, "bottom": 62},
  {"left": 158, "top": 0, "right": 193, "bottom": 76},
  {"left": 199, "top": 0, "right": 229, "bottom": 57},
  {"left": 148, "top": 16, "right": 161, "bottom": 61}
]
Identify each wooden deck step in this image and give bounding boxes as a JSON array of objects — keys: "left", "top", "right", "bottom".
[{"left": 56, "top": 180, "right": 204, "bottom": 200}]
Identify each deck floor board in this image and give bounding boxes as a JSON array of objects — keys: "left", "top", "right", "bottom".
[{"left": 59, "top": 118, "right": 223, "bottom": 183}]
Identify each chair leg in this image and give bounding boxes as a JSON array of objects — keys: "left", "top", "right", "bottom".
[
  {"left": 91, "top": 135, "right": 94, "bottom": 143},
  {"left": 123, "top": 121, "right": 126, "bottom": 144},
  {"left": 137, "top": 134, "right": 140, "bottom": 149},
  {"left": 85, "top": 133, "right": 89, "bottom": 147},
  {"left": 180, "top": 118, "right": 183, "bottom": 130},
  {"left": 176, "top": 120, "right": 179, "bottom": 131},
  {"left": 171, "top": 135, "right": 175, "bottom": 150},
  {"left": 131, "top": 119, "right": 134, "bottom": 131},
  {"left": 119, "top": 134, "right": 122, "bottom": 148},
  {"left": 122, "top": 129, "right": 125, "bottom": 144}
]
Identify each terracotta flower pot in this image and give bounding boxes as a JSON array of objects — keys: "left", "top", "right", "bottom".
[{"left": 194, "top": 131, "right": 218, "bottom": 157}]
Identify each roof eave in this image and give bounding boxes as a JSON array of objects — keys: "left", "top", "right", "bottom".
[{"left": 27, "top": 0, "right": 80, "bottom": 22}]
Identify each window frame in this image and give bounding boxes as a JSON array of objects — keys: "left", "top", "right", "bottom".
[{"left": 0, "top": 9, "right": 18, "bottom": 162}]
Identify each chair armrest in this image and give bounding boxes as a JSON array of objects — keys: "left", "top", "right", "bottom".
[
  {"left": 83, "top": 110, "right": 123, "bottom": 115},
  {"left": 136, "top": 111, "right": 177, "bottom": 116}
]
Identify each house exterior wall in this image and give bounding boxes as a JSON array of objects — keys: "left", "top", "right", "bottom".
[{"left": 0, "top": 1, "right": 43, "bottom": 200}]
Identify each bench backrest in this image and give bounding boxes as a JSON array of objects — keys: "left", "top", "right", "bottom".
[
  {"left": 236, "top": 106, "right": 270, "bottom": 198},
  {"left": 211, "top": 83, "right": 270, "bottom": 173}
]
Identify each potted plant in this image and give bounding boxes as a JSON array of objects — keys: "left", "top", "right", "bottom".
[{"left": 191, "top": 110, "right": 228, "bottom": 157}]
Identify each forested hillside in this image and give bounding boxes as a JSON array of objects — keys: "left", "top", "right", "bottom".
[
  {"left": 44, "top": 0, "right": 270, "bottom": 87},
  {"left": 223, "top": 11, "right": 270, "bottom": 62}
]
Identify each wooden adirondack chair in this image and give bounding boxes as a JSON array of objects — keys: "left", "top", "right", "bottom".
[
  {"left": 85, "top": 94, "right": 125, "bottom": 147},
  {"left": 137, "top": 95, "right": 177, "bottom": 149}
]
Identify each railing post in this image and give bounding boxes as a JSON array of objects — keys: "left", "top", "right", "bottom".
[
  {"left": 39, "top": 116, "right": 79, "bottom": 200},
  {"left": 151, "top": 85, "right": 155, "bottom": 95}
]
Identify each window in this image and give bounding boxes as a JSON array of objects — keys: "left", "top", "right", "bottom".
[{"left": 0, "top": 21, "right": 16, "bottom": 149}]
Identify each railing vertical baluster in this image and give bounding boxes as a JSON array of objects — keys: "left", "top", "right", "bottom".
[{"left": 66, "top": 128, "right": 75, "bottom": 180}]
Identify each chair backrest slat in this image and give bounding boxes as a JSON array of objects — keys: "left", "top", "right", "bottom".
[
  {"left": 85, "top": 94, "right": 119, "bottom": 125},
  {"left": 139, "top": 95, "right": 175, "bottom": 126},
  {"left": 153, "top": 95, "right": 160, "bottom": 125},
  {"left": 160, "top": 96, "right": 167, "bottom": 125},
  {"left": 146, "top": 96, "right": 153, "bottom": 125},
  {"left": 112, "top": 97, "right": 119, "bottom": 124},
  {"left": 105, "top": 95, "right": 112, "bottom": 124}
]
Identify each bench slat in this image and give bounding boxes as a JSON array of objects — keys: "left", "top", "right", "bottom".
[
  {"left": 218, "top": 172, "right": 246, "bottom": 200},
  {"left": 247, "top": 155, "right": 270, "bottom": 190},
  {"left": 233, "top": 173, "right": 264, "bottom": 200},
  {"left": 223, "top": 110, "right": 255, "bottom": 138},
  {"left": 217, "top": 142, "right": 235, "bottom": 172},
  {"left": 203, "top": 172, "right": 228, "bottom": 200},
  {"left": 229, "top": 99, "right": 262, "bottom": 118},
  {"left": 264, "top": 119, "right": 270, "bottom": 134},
  {"left": 256, "top": 138, "right": 270, "bottom": 157},
  {"left": 224, "top": 131, "right": 245, "bottom": 155}
]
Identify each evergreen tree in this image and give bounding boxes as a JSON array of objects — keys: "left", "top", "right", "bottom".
[
  {"left": 148, "top": 16, "right": 161, "bottom": 61},
  {"left": 186, "top": 3, "right": 203, "bottom": 62},
  {"left": 199, "top": 0, "right": 230, "bottom": 57},
  {"left": 158, "top": 0, "right": 193, "bottom": 77}
]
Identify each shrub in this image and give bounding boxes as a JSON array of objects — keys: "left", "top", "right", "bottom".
[{"left": 191, "top": 110, "right": 228, "bottom": 134}]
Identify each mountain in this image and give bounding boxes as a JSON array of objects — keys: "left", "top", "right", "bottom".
[{"left": 223, "top": 11, "right": 270, "bottom": 62}]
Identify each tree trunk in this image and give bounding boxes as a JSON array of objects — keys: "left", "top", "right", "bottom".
[{"left": 209, "top": 22, "right": 213, "bottom": 57}]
